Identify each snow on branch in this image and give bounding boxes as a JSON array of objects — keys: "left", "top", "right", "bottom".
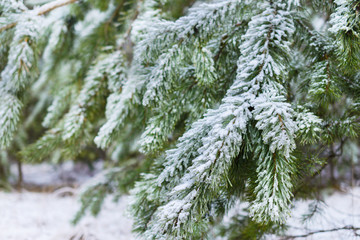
[
  {"left": 0, "top": 13, "right": 42, "bottom": 149},
  {"left": 0, "top": 93, "right": 23, "bottom": 148},
  {"left": 131, "top": 1, "right": 300, "bottom": 238},
  {"left": 63, "top": 52, "right": 127, "bottom": 141}
]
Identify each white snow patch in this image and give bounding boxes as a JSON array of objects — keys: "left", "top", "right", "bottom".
[{"left": 0, "top": 191, "right": 134, "bottom": 240}]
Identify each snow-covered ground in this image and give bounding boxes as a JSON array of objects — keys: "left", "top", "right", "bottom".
[
  {"left": 2, "top": 162, "right": 134, "bottom": 240},
  {"left": 0, "top": 191, "right": 134, "bottom": 240}
]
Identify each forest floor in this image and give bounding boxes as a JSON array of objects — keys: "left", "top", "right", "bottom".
[
  {"left": 0, "top": 162, "right": 134, "bottom": 240},
  {"left": 0, "top": 191, "right": 134, "bottom": 240},
  {"left": 0, "top": 163, "right": 359, "bottom": 240}
]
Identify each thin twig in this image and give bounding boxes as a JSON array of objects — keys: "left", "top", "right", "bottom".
[
  {"left": 36, "top": 0, "right": 78, "bottom": 15},
  {"left": 281, "top": 225, "right": 360, "bottom": 239},
  {"left": 104, "top": 0, "right": 126, "bottom": 37}
]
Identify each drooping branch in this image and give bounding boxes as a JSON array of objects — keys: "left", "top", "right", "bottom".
[{"left": 0, "top": 0, "right": 78, "bottom": 33}]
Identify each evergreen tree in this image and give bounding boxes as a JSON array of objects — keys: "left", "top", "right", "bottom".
[{"left": 1, "top": 0, "right": 360, "bottom": 239}]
